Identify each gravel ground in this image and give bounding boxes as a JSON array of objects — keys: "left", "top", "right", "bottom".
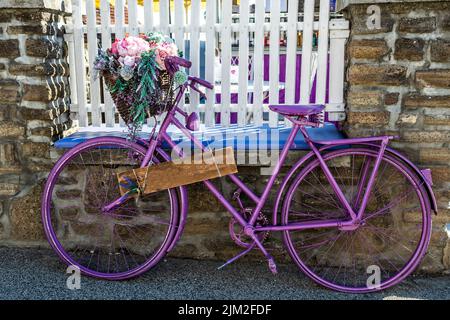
[{"left": 0, "top": 247, "right": 448, "bottom": 300}]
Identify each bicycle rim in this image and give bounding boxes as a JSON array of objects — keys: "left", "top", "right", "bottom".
[
  {"left": 41, "top": 137, "right": 179, "bottom": 280},
  {"left": 282, "top": 148, "right": 431, "bottom": 293}
]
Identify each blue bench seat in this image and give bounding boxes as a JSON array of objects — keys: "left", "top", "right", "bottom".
[{"left": 54, "top": 122, "right": 344, "bottom": 150}]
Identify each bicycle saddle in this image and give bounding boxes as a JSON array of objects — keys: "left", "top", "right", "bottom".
[{"left": 269, "top": 104, "right": 325, "bottom": 117}]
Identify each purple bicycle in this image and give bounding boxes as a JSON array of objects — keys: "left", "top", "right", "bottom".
[{"left": 41, "top": 57, "right": 436, "bottom": 293}]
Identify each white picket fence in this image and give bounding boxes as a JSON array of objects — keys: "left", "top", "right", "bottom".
[{"left": 65, "top": 0, "right": 349, "bottom": 130}]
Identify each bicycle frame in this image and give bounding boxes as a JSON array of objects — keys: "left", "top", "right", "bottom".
[{"left": 104, "top": 81, "right": 394, "bottom": 235}]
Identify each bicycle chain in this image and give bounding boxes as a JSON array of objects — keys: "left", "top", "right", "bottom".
[{"left": 229, "top": 189, "right": 270, "bottom": 248}]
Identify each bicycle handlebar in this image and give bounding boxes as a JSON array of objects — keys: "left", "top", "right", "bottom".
[
  {"left": 165, "top": 56, "right": 192, "bottom": 68},
  {"left": 188, "top": 76, "right": 214, "bottom": 90},
  {"left": 165, "top": 56, "right": 214, "bottom": 92}
]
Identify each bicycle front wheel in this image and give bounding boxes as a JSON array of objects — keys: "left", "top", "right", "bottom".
[
  {"left": 282, "top": 148, "right": 432, "bottom": 293},
  {"left": 42, "top": 137, "right": 179, "bottom": 280}
]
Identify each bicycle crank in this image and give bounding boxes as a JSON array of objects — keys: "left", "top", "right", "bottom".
[
  {"left": 219, "top": 189, "right": 277, "bottom": 274},
  {"left": 229, "top": 209, "right": 269, "bottom": 248}
]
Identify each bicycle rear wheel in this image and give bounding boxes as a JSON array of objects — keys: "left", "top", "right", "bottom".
[
  {"left": 41, "top": 137, "right": 179, "bottom": 280},
  {"left": 282, "top": 148, "right": 432, "bottom": 293}
]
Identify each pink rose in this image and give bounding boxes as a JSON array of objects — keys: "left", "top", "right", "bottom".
[
  {"left": 147, "top": 40, "right": 159, "bottom": 49},
  {"left": 126, "top": 38, "right": 139, "bottom": 56},
  {"left": 111, "top": 39, "right": 120, "bottom": 55},
  {"left": 161, "top": 42, "right": 178, "bottom": 56},
  {"left": 117, "top": 40, "right": 128, "bottom": 57},
  {"left": 115, "top": 36, "right": 150, "bottom": 58},
  {"left": 155, "top": 48, "right": 168, "bottom": 70},
  {"left": 127, "top": 37, "right": 149, "bottom": 56}
]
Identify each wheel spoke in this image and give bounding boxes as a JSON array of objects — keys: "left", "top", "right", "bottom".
[
  {"left": 44, "top": 140, "right": 178, "bottom": 279},
  {"left": 284, "top": 149, "right": 430, "bottom": 292}
]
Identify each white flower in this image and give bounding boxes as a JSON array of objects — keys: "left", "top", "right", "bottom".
[
  {"left": 123, "top": 55, "right": 136, "bottom": 67},
  {"left": 120, "top": 66, "right": 134, "bottom": 81}
]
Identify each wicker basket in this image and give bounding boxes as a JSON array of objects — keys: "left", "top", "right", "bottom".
[{"left": 102, "top": 71, "right": 174, "bottom": 124}]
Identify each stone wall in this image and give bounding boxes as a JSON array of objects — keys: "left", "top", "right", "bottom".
[
  {"left": 0, "top": 1, "right": 70, "bottom": 242},
  {"left": 343, "top": 1, "right": 450, "bottom": 270}
]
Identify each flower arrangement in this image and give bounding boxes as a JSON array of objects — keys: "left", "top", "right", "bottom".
[{"left": 93, "top": 32, "right": 187, "bottom": 136}]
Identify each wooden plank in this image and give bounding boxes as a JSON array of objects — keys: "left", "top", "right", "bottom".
[
  {"left": 252, "top": 0, "right": 265, "bottom": 127},
  {"left": 189, "top": 0, "right": 201, "bottom": 114},
  {"left": 100, "top": 0, "right": 115, "bottom": 127},
  {"left": 86, "top": 0, "right": 101, "bottom": 127},
  {"left": 237, "top": 0, "right": 249, "bottom": 127},
  {"left": 284, "top": 0, "right": 299, "bottom": 128},
  {"left": 284, "top": 0, "right": 299, "bottom": 105},
  {"left": 328, "top": 29, "right": 348, "bottom": 121},
  {"left": 114, "top": 0, "right": 126, "bottom": 127},
  {"left": 128, "top": 0, "right": 139, "bottom": 36},
  {"left": 159, "top": 0, "right": 170, "bottom": 34},
  {"left": 66, "top": 33, "right": 78, "bottom": 108},
  {"left": 173, "top": 0, "right": 187, "bottom": 123},
  {"left": 329, "top": 35, "right": 346, "bottom": 104},
  {"left": 144, "top": 0, "right": 154, "bottom": 32},
  {"left": 204, "top": 0, "right": 216, "bottom": 127},
  {"left": 154, "top": 1, "right": 171, "bottom": 127},
  {"left": 77, "top": 20, "right": 351, "bottom": 36},
  {"left": 72, "top": 0, "right": 88, "bottom": 127},
  {"left": 143, "top": 0, "right": 156, "bottom": 127},
  {"left": 71, "top": 102, "right": 290, "bottom": 117},
  {"left": 117, "top": 147, "right": 238, "bottom": 195},
  {"left": 316, "top": 0, "right": 330, "bottom": 105},
  {"left": 299, "top": 0, "right": 315, "bottom": 105},
  {"left": 115, "top": 0, "right": 125, "bottom": 38},
  {"left": 268, "top": 0, "right": 280, "bottom": 128},
  {"left": 220, "top": 0, "right": 232, "bottom": 127},
  {"left": 173, "top": 0, "right": 185, "bottom": 49}
]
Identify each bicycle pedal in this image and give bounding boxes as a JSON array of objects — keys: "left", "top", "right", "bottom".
[{"left": 268, "top": 258, "right": 278, "bottom": 275}]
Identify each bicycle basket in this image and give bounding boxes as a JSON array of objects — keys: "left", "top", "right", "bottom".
[{"left": 103, "top": 70, "right": 174, "bottom": 124}]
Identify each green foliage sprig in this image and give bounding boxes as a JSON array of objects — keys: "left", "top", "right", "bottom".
[
  {"left": 110, "top": 77, "right": 129, "bottom": 94},
  {"left": 136, "top": 50, "right": 159, "bottom": 101}
]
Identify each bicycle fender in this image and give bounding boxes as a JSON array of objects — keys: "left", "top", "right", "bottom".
[{"left": 376, "top": 144, "right": 438, "bottom": 215}]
